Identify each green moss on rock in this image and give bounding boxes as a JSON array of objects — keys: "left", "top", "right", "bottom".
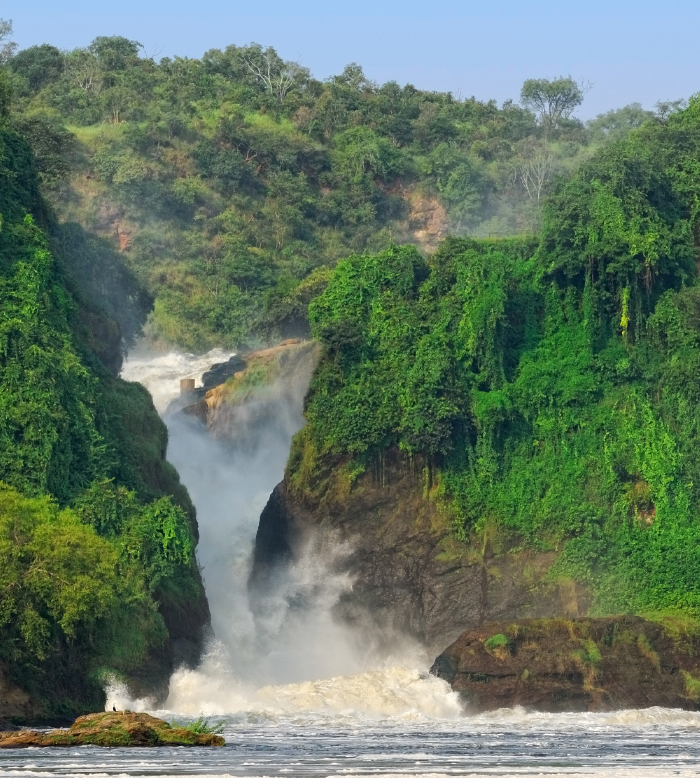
[{"left": 0, "top": 712, "right": 225, "bottom": 748}]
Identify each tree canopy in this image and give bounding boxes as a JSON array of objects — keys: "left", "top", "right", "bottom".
[
  {"left": 297, "top": 98, "right": 700, "bottom": 616},
  {"left": 4, "top": 32, "right": 663, "bottom": 350},
  {"left": 0, "top": 118, "right": 205, "bottom": 716}
]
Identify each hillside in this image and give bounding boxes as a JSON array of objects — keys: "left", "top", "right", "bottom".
[
  {"left": 0, "top": 72, "right": 208, "bottom": 721},
  {"left": 257, "top": 97, "right": 700, "bottom": 638},
  {"left": 6, "top": 35, "right": 659, "bottom": 350}
]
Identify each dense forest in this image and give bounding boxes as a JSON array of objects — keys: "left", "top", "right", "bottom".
[
  {"left": 0, "top": 60, "right": 207, "bottom": 717},
  {"left": 3, "top": 26, "right": 672, "bottom": 350},
  {"left": 294, "top": 97, "right": 700, "bottom": 618},
  {"left": 3, "top": 18, "right": 700, "bottom": 716}
]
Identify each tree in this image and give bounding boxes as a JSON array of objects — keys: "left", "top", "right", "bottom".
[
  {"left": 655, "top": 98, "right": 688, "bottom": 120},
  {"left": 331, "top": 63, "right": 373, "bottom": 92},
  {"left": 333, "top": 126, "right": 402, "bottom": 182},
  {"left": 65, "top": 49, "right": 103, "bottom": 95},
  {"left": 243, "top": 46, "right": 309, "bottom": 103},
  {"left": 101, "top": 85, "right": 139, "bottom": 123},
  {"left": 587, "top": 103, "right": 655, "bottom": 142},
  {"left": 520, "top": 76, "right": 589, "bottom": 133},
  {"left": 0, "top": 67, "right": 11, "bottom": 119},
  {"left": 13, "top": 116, "right": 75, "bottom": 186},
  {"left": 427, "top": 143, "right": 482, "bottom": 230},
  {"left": 0, "top": 19, "right": 16, "bottom": 63},
  {"left": 515, "top": 138, "right": 557, "bottom": 210},
  {"left": 10, "top": 45, "right": 64, "bottom": 94},
  {"left": 88, "top": 36, "right": 142, "bottom": 71}
]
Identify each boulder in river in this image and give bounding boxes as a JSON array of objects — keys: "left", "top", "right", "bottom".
[
  {"left": 431, "top": 615, "right": 700, "bottom": 712},
  {"left": 0, "top": 711, "right": 225, "bottom": 748}
]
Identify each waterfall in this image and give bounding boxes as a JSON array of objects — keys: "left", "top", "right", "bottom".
[{"left": 119, "top": 344, "right": 459, "bottom": 719}]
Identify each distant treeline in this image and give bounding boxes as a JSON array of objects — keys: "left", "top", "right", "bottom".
[{"left": 2, "top": 27, "right": 680, "bottom": 349}]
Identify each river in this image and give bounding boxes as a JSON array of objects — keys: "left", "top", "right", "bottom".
[{"left": 3, "top": 347, "right": 700, "bottom": 777}]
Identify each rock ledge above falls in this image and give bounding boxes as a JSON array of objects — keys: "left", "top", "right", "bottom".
[
  {"left": 431, "top": 615, "right": 700, "bottom": 712},
  {"left": 0, "top": 712, "right": 225, "bottom": 748}
]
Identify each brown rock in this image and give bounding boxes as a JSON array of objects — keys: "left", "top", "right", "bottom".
[
  {"left": 0, "top": 662, "right": 39, "bottom": 725},
  {"left": 431, "top": 615, "right": 700, "bottom": 712},
  {"left": 117, "top": 226, "right": 131, "bottom": 251},
  {"left": 250, "top": 447, "right": 589, "bottom": 654},
  {"left": 0, "top": 711, "right": 225, "bottom": 748}
]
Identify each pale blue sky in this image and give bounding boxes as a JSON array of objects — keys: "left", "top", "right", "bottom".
[{"left": 2, "top": 0, "right": 697, "bottom": 119}]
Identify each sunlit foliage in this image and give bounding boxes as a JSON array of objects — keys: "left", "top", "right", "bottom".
[
  {"left": 5, "top": 36, "right": 660, "bottom": 349},
  {"left": 0, "top": 109, "right": 203, "bottom": 715},
  {"left": 302, "top": 98, "right": 700, "bottom": 616}
]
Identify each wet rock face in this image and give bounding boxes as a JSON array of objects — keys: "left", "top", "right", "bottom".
[
  {"left": 431, "top": 616, "right": 700, "bottom": 712},
  {"left": 176, "top": 340, "right": 318, "bottom": 441},
  {"left": 250, "top": 449, "right": 589, "bottom": 654},
  {"left": 0, "top": 664, "right": 37, "bottom": 726},
  {"left": 201, "top": 355, "right": 247, "bottom": 391}
]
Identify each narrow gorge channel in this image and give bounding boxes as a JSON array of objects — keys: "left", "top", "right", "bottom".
[{"left": 118, "top": 344, "right": 458, "bottom": 719}]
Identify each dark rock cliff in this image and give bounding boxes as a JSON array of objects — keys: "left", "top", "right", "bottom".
[
  {"left": 431, "top": 615, "right": 700, "bottom": 712},
  {"left": 250, "top": 447, "right": 590, "bottom": 654}
]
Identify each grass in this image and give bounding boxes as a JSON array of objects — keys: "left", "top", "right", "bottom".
[{"left": 171, "top": 716, "right": 226, "bottom": 735}]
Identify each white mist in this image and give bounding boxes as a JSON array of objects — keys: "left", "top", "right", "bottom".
[{"left": 119, "top": 346, "right": 459, "bottom": 719}]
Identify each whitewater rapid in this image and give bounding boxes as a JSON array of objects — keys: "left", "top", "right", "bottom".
[
  {"left": 68, "top": 345, "right": 700, "bottom": 777},
  {"left": 5, "top": 706, "right": 700, "bottom": 777},
  {"left": 119, "top": 345, "right": 452, "bottom": 719}
]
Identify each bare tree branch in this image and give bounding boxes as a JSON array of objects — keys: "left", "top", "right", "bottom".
[
  {"left": 516, "top": 142, "right": 557, "bottom": 206},
  {"left": 66, "top": 51, "right": 103, "bottom": 95},
  {"left": 244, "top": 49, "right": 308, "bottom": 103}
]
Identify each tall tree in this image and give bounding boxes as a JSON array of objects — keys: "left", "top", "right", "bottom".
[
  {"left": 0, "top": 18, "right": 16, "bottom": 63},
  {"left": 520, "top": 76, "right": 588, "bottom": 133}
]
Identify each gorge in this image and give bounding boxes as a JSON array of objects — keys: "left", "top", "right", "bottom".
[{"left": 7, "top": 29, "right": 700, "bottom": 776}]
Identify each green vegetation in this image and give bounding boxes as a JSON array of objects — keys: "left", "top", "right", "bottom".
[
  {"left": 3, "top": 20, "right": 700, "bottom": 701},
  {"left": 484, "top": 633, "right": 509, "bottom": 651},
  {"left": 0, "top": 711, "right": 225, "bottom": 747},
  {"left": 0, "top": 72, "right": 205, "bottom": 716},
  {"left": 4, "top": 28, "right": 665, "bottom": 349},
  {"left": 298, "top": 97, "right": 700, "bottom": 618},
  {"left": 173, "top": 716, "right": 226, "bottom": 735}
]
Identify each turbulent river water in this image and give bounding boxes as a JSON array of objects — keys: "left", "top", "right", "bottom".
[{"left": 4, "top": 347, "right": 700, "bottom": 777}]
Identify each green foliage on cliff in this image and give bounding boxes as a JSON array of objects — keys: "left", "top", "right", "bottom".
[
  {"left": 0, "top": 116, "right": 204, "bottom": 715},
  {"left": 302, "top": 97, "right": 700, "bottom": 617},
  {"left": 5, "top": 33, "right": 661, "bottom": 349}
]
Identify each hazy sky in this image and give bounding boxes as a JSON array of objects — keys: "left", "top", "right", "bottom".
[{"left": 2, "top": 0, "right": 697, "bottom": 119}]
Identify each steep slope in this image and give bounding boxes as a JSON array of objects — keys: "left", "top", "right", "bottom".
[
  {"left": 179, "top": 339, "right": 319, "bottom": 440},
  {"left": 8, "top": 35, "right": 650, "bottom": 350},
  {"left": 0, "top": 95, "right": 208, "bottom": 721},
  {"left": 252, "top": 98, "right": 700, "bottom": 650}
]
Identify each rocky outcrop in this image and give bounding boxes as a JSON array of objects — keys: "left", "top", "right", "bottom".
[
  {"left": 0, "top": 712, "right": 225, "bottom": 748},
  {"left": 431, "top": 615, "right": 700, "bottom": 712},
  {"left": 407, "top": 190, "right": 449, "bottom": 252},
  {"left": 180, "top": 340, "right": 319, "bottom": 444},
  {"left": 251, "top": 447, "right": 590, "bottom": 654},
  {"left": 0, "top": 664, "right": 38, "bottom": 728}
]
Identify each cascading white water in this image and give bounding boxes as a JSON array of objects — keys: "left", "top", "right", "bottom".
[
  {"left": 3, "top": 343, "right": 698, "bottom": 776},
  {"left": 119, "top": 344, "right": 459, "bottom": 720}
]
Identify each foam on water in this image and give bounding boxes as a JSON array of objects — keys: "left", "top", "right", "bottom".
[
  {"left": 107, "top": 664, "right": 461, "bottom": 721},
  {"left": 72, "top": 346, "right": 700, "bottom": 777},
  {"left": 120, "top": 343, "right": 235, "bottom": 412}
]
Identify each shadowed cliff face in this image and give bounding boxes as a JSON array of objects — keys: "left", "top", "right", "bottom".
[{"left": 251, "top": 448, "right": 591, "bottom": 655}]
